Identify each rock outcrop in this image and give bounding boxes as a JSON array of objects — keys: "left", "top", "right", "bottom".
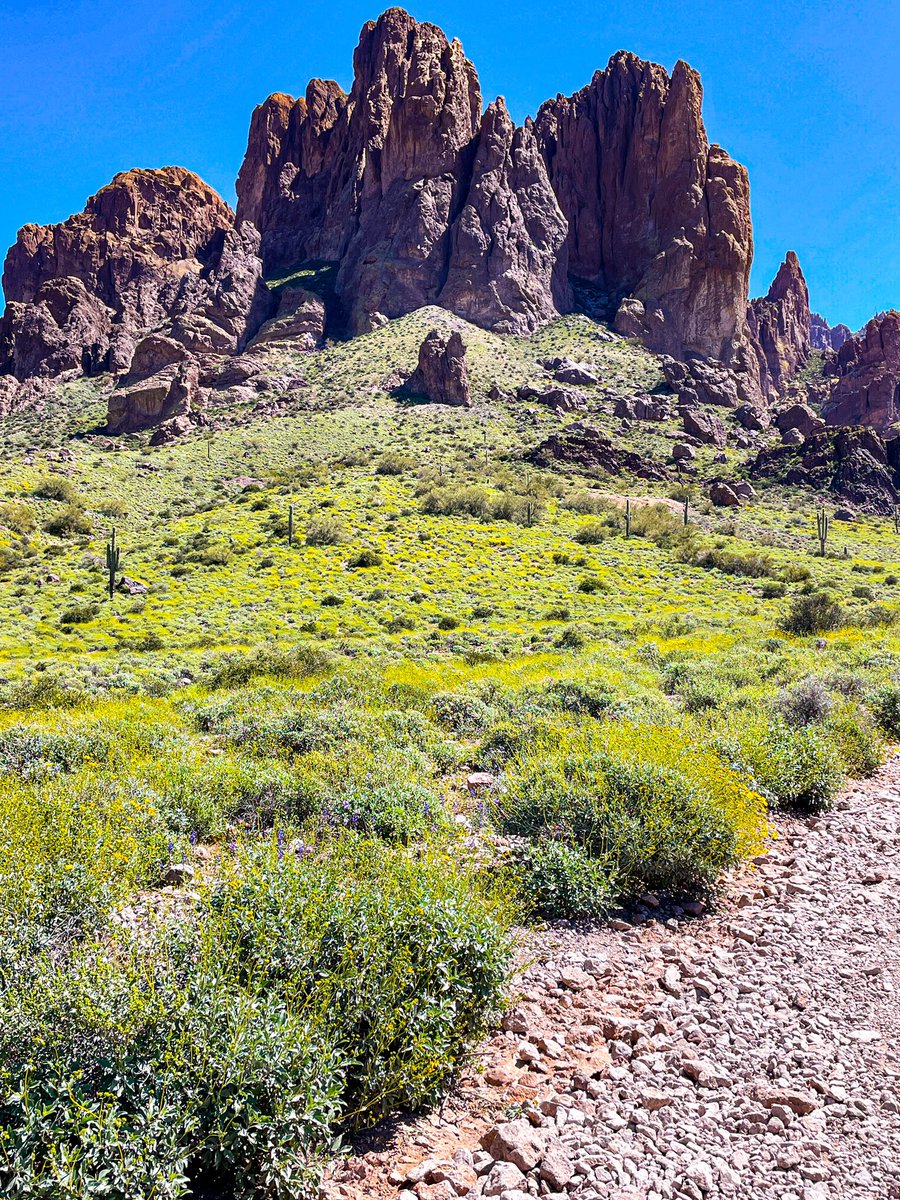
[
  {"left": 406, "top": 329, "right": 470, "bottom": 406},
  {"left": 106, "top": 335, "right": 203, "bottom": 434},
  {"left": 823, "top": 311, "right": 900, "bottom": 433},
  {"left": 527, "top": 421, "right": 669, "bottom": 480},
  {"left": 810, "top": 311, "right": 852, "bottom": 352},
  {"left": 534, "top": 53, "right": 758, "bottom": 380},
  {"left": 751, "top": 424, "right": 900, "bottom": 513},
  {"left": 0, "top": 168, "right": 234, "bottom": 378},
  {"left": 236, "top": 10, "right": 569, "bottom": 337},
  {"left": 749, "top": 251, "right": 810, "bottom": 397}
]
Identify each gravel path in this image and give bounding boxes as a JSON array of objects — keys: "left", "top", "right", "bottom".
[{"left": 325, "top": 754, "right": 900, "bottom": 1200}]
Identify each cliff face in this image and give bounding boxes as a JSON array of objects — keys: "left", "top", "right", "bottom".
[
  {"left": 533, "top": 54, "right": 756, "bottom": 371},
  {"left": 749, "top": 251, "right": 811, "bottom": 397},
  {"left": 0, "top": 168, "right": 236, "bottom": 378},
  {"left": 236, "top": 9, "right": 568, "bottom": 335},
  {"left": 824, "top": 311, "right": 900, "bottom": 433},
  {"left": 236, "top": 9, "right": 753, "bottom": 358},
  {"left": 810, "top": 311, "right": 852, "bottom": 352}
]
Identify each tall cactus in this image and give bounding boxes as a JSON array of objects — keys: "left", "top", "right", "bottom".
[
  {"left": 893, "top": 505, "right": 899, "bottom": 536},
  {"left": 816, "top": 506, "right": 829, "bottom": 557},
  {"left": 625, "top": 498, "right": 632, "bottom": 538},
  {"left": 288, "top": 504, "right": 294, "bottom": 547},
  {"left": 683, "top": 494, "right": 690, "bottom": 527},
  {"left": 105, "top": 527, "right": 121, "bottom": 600}
]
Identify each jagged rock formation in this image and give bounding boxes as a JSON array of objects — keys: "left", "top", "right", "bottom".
[
  {"left": 527, "top": 421, "right": 669, "bottom": 480},
  {"left": 751, "top": 425, "right": 900, "bottom": 513},
  {"left": 810, "top": 311, "right": 852, "bottom": 352},
  {"left": 0, "top": 168, "right": 234, "bottom": 378},
  {"left": 534, "top": 54, "right": 758, "bottom": 384},
  {"left": 236, "top": 10, "right": 568, "bottom": 336},
  {"left": 749, "top": 252, "right": 810, "bottom": 397},
  {"left": 823, "top": 311, "right": 900, "bottom": 433},
  {"left": 775, "top": 402, "right": 825, "bottom": 440},
  {"left": 406, "top": 329, "right": 470, "bottom": 406}
]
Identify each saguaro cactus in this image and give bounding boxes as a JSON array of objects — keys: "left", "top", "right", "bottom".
[
  {"left": 288, "top": 505, "right": 294, "bottom": 547},
  {"left": 683, "top": 495, "right": 690, "bottom": 527},
  {"left": 893, "top": 505, "right": 899, "bottom": 536},
  {"left": 816, "top": 506, "right": 829, "bottom": 557},
  {"left": 625, "top": 498, "right": 632, "bottom": 538},
  {"left": 105, "top": 527, "right": 120, "bottom": 599}
]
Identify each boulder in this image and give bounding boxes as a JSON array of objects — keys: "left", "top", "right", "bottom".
[
  {"left": 673, "top": 443, "right": 696, "bottom": 461},
  {"left": 107, "top": 336, "right": 202, "bottom": 434},
  {"left": 709, "top": 481, "right": 741, "bottom": 507},
  {"left": 555, "top": 363, "right": 598, "bottom": 386},
  {"left": 776, "top": 402, "right": 825, "bottom": 439},
  {"left": 681, "top": 407, "right": 726, "bottom": 447},
  {"left": 249, "top": 285, "right": 325, "bottom": 350},
  {"left": 480, "top": 1120, "right": 546, "bottom": 1172},
  {"left": 735, "top": 402, "right": 768, "bottom": 431},
  {"left": 751, "top": 426, "right": 900, "bottom": 514},
  {"left": 781, "top": 427, "right": 804, "bottom": 446},
  {"left": 406, "top": 330, "right": 471, "bottom": 407},
  {"left": 0, "top": 277, "right": 112, "bottom": 379}
]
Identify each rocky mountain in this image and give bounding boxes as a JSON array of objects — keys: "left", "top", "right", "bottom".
[
  {"left": 0, "top": 7, "right": 894, "bottom": 448},
  {"left": 824, "top": 310, "right": 900, "bottom": 433},
  {"left": 748, "top": 251, "right": 811, "bottom": 398},
  {"left": 810, "top": 311, "right": 852, "bottom": 352}
]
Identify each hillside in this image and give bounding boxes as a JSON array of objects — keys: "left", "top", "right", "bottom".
[{"left": 0, "top": 8, "right": 898, "bottom": 1200}]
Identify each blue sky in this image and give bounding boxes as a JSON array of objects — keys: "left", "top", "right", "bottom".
[{"left": 0, "top": 0, "right": 896, "bottom": 329}]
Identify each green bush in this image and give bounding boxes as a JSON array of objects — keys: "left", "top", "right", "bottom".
[
  {"left": 58, "top": 602, "right": 100, "bottom": 626},
  {"left": 781, "top": 592, "right": 845, "bottom": 635},
  {"left": 720, "top": 715, "right": 845, "bottom": 812},
  {"left": 346, "top": 548, "right": 383, "bottom": 568},
  {"left": 210, "top": 645, "right": 331, "bottom": 690},
  {"left": 305, "top": 517, "right": 345, "bottom": 546},
  {"left": 497, "top": 723, "right": 765, "bottom": 893},
  {"left": 375, "top": 453, "right": 416, "bottom": 475},
  {"left": 44, "top": 505, "right": 92, "bottom": 538},
  {"left": 0, "top": 840, "right": 512, "bottom": 1197},
  {"left": 870, "top": 685, "right": 900, "bottom": 738},
  {"left": 31, "top": 476, "right": 81, "bottom": 504},
  {"left": 0, "top": 502, "right": 36, "bottom": 535},
  {"left": 515, "top": 839, "right": 615, "bottom": 919}
]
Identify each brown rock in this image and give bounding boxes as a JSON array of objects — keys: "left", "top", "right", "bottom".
[
  {"left": 682, "top": 407, "right": 726, "bottom": 446},
  {"left": 0, "top": 276, "right": 113, "bottom": 379},
  {"left": 440, "top": 98, "right": 570, "bottom": 333},
  {"left": 249, "top": 284, "right": 325, "bottom": 350},
  {"left": 749, "top": 251, "right": 811, "bottom": 396},
  {"left": 1, "top": 167, "right": 233, "bottom": 377},
  {"left": 480, "top": 1120, "right": 546, "bottom": 1172},
  {"left": 535, "top": 53, "right": 759, "bottom": 378},
  {"left": 107, "top": 336, "right": 202, "bottom": 434},
  {"left": 709, "top": 481, "right": 741, "bottom": 507},
  {"left": 824, "top": 310, "right": 900, "bottom": 433},
  {"left": 751, "top": 426, "right": 900, "bottom": 514},
  {"left": 406, "top": 329, "right": 471, "bottom": 407},
  {"left": 528, "top": 421, "right": 669, "bottom": 480},
  {"left": 775, "top": 402, "right": 825, "bottom": 439},
  {"left": 539, "top": 1145, "right": 575, "bottom": 1191}
]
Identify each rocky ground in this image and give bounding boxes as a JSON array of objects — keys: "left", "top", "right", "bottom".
[{"left": 324, "top": 755, "right": 900, "bottom": 1200}]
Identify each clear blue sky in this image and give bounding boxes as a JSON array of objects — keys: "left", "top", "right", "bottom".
[{"left": 1, "top": 0, "right": 897, "bottom": 329}]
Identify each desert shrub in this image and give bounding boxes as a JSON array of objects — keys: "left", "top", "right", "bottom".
[
  {"left": 58, "top": 602, "right": 100, "bottom": 626},
  {"left": 688, "top": 544, "right": 775, "bottom": 579},
  {"left": 420, "top": 485, "right": 491, "bottom": 520},
  {"left": 497, "top": 723, "right": 765, "bottom": 893},
  {"left": 780, "top": 592, "right": 845, "bottom": 635},
  {"left": 31, "top": 475, "right": 81, "bottom": 504},
  {"left": 490, "top": 492, "right": 545, "bottom": 527},
  {"left": 44, "top": 505, "right": 92, "bottom": 537},
  {"left": 543, "top": 604, "right": 570, "bottom": 621},
  {"left": 760, "top": 580, "right": 786, "bottom": 598},
  {"left": 430, "top": 691, "right": 494, "bottom": 737},
  {"left": 629, "top": 503, "right": 682, "bottom": 542},
  {"left": 869, "top": 685, "right": 900, "bottom": 738},
  {"left": 385, "top": 614, "right": 415, "bottom": 632},
  {"left": 0, "top": 502, "right": 36, "bottom": 535},
  {"left": 860, "top": 603, "right": 897, "bottom": 628},
  {"left": 554, "top": 626, "right": 585, "bottom": 650},
  {"left": 0, "top": 840, "right": 512, "bottom": 1196},
  {"left": 776, "top": 677, "right": 833, "bottom": 725},
  {"left": 540, "top": 677, "right": 613, "bottom": 718},
  {"left": 825, "top": 701, "right": 883, "bottom": 776},
  {"left": 436, "top": 613, "right": 460, "bottom": 630},
  {"left": 564, "top": 492, "right": 615, "bottom": 516},
  {"left": 305, "top": 517, "right": 345, "bottom": 546},
  {"left": 474, "top": 717, "right": 568, "bottom": 772},
  {"left": 514, "top": 839, "right": 615, "bottom": 920},
  {"left": 375, "top": 452, "right": 416, "bottom": 476},
  {"left": 719, "top": 716, "right": 844, "bottom": 812},
  {"left": 577, "top": 574, "right": 606, "bottom": 594},
  {"left": 210, "top": 645, "right": 331, "bottom": 690},
  {"left": 346, "top": 548, "right": 383, "bottom": 568},
  {"left": 322, "top": 779, "right": 444, "bottom": 842},
  {"left": 572, "top": 521, "right": 609, "bottom": 545}
]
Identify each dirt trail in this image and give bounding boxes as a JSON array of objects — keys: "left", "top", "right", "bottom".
[{"left": 324, "top": 756, "right": 900, "bottom": 1200}]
